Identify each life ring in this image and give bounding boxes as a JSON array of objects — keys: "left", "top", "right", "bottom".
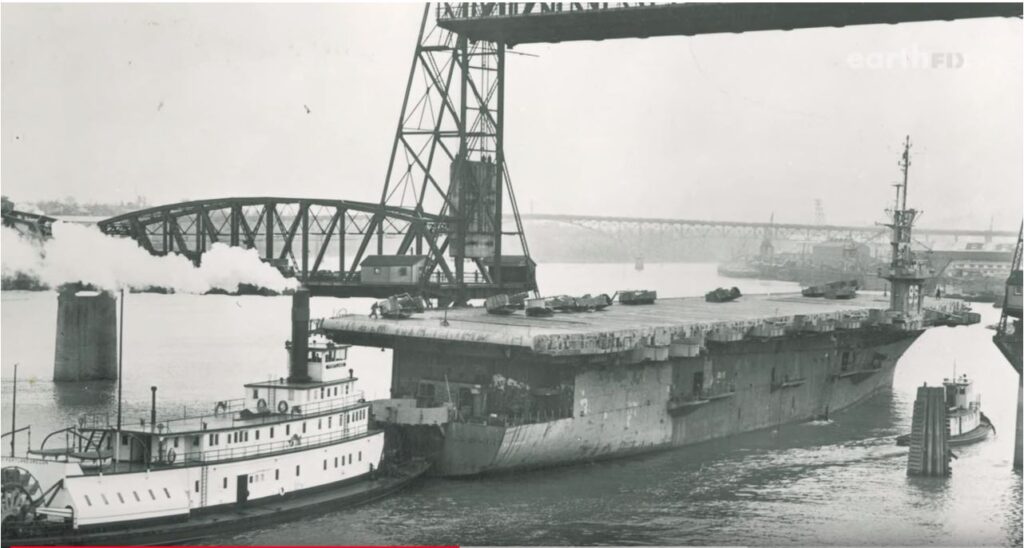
[
  {"left": 289, "top": 434, "right": 301, "bottom": 447},
  {"left": 166, "top": 448, "right": 177, "bottom": 464},
  {"left": 277, "top": 400, "right": 289, "bottom": 414},
  {"left": 214, "top": 401, "right": 228, "bottom": 415},
  {"left": 256, "top": 399, "right": 268, "bottom": 412}
]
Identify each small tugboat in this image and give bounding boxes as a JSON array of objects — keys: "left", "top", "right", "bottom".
[
  {"left": 896, "top": 372, "right": 995, "bottom": 447},
  {"left": 1, "top": 290, "right": 428, "bottom": 546}
]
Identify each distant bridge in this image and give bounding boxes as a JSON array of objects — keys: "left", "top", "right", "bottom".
[{"left": 518, "top": 213, "right": 1019, "bottom": 242}]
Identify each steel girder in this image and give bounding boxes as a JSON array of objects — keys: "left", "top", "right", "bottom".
[
  {"left": 97, "top": 197, "right": 450, "bottom": 282},
  {"left": 1, "top": 209, "right": 55, "bottom": 239}
]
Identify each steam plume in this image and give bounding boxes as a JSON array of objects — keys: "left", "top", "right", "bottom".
[{"left": 1, "top": 222, "right": 298, "bottom": 294}]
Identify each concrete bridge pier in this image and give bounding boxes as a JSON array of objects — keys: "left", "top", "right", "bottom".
[{"left": 53, "top": 286, "right": 117, "bottom": 382}]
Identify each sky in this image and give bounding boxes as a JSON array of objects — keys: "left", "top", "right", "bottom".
[{"left": 1, "top": 3, "right": 1021, "bottom": 230}]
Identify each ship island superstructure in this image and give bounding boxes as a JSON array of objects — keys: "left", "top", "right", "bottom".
[
  {"left": 2, "top": 291, "right": 388, "bottom": 541},
  {"left": 319, "top": 138, "right": 980, "bottom": 476}
]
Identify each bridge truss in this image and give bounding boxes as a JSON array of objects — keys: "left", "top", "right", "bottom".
[{"left": 96, "top": 198, "right": 528, "bottom": 298}]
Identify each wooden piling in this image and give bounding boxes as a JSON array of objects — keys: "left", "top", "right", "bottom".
[{"left": 907, "top": 385, "right": 950, "bottom": 476}]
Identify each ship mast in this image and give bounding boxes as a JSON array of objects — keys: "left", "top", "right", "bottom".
[{"left": 880, "top": 136, "right": 929, "bottom": 326}]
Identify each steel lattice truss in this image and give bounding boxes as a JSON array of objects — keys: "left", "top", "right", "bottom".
[
  {"left": 1, "top": 209, "right": 54, "bottom": 239},
  {"left": 376, "top": 5, "right": 532, "bottom": 292},
  {"left": 97, "top": 198, "right": 446, "bottom": 283}
]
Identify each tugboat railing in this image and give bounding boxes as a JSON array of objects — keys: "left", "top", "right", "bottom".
[
  {"left": 77, "top": 393, "right": 367, "bottom": 434},
  {"left": 165, "top": 423, "right": 371, "bottom": 465}
]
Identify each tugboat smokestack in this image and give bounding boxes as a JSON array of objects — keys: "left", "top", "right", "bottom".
[{"left": 289, "top": 289, "right": 311, "bottom": 383}]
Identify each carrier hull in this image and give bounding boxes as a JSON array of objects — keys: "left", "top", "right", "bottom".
[{"left": 425, "top": 329, "right": 917, "bottom": 476}]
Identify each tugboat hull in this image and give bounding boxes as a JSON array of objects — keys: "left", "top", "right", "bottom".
[{"left": 2, "top": 459, "right": 429, "bottom": 547}]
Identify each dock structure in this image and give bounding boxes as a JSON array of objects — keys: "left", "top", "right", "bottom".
[
  {"left": 907, "top": 385, "right": 951, "bottom": 477},
  {"left": 321, "top": 293, "right": 973, "bottom": 360}
]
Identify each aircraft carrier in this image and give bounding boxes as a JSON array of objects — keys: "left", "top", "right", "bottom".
[
  {"left": 322, "top": 290, "right": 974, "bottom": 476},
  {"left": 319, "top": 138, "right": 980, "bottom": 476}
]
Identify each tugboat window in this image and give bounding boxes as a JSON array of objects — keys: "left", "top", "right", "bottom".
[
  {"left": 286, "top": 425, "right": 291, "bottom": 436},
  {"left": 275, "top": 469, "right": 279, "bottom": 480},
  {"left": 117, "top": 493, "right": 124, "bottom": 504},
  {"left": 101, "top": 494, "right": 108, "bottom": 505},
  {"left": 163, "top": 488, "right": 171, "bottom": 499},
  {"left": 270, "top": 427, "right": 275, "bottom": 438},
  {"left": 253, "top": 389, "right": 259, "bottom": 399},
  {"left": 334, "top": 457, "right": 338, "bottom": 468},
  {"left": 194, "top": 481, "right": 199, "bottom": 493},
  {"left": 223, "top": 478, "right": 227, "bottom": 489},
  {"left": 133, "top": 491, "right": 140, "bottom": 502},
  {"left": 323, "top": 460, "right": 327, "bottom": 470},
  {"left": 84, "top": 495, "right": 92, "bottom": 506},
  {"left": 148, "top": 489, "right": 156, "bottom": 500},
  {"left": 296, "top": 465, "right": 301, "bottom": 477},
  {"left": 302, "top": 422, "right": 307, "bottom": 434}
]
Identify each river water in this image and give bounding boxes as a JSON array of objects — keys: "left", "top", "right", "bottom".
[{"left": 2, "top": 263, "right": 1021, "bottom": 546}]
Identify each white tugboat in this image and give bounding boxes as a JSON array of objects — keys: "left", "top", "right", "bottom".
[
  {"left": 897, "top": 372, "right": 995, "bottom": 447},
  {"left": 1, "top": 290, "right": 428, "bottom": 546}
]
